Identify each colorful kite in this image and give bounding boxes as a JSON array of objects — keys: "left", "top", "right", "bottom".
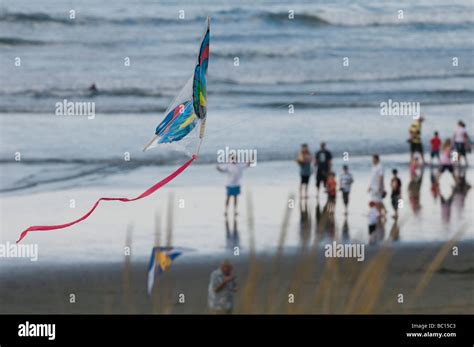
[
  {"left": 143, "top": 16, "right": 209, "bottom": 152},
  {"left": 16, "top": 18, "right": 210, "bottom": 243}
]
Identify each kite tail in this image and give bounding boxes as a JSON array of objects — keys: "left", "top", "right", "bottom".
[{"left": 16, "top": 155, "right": 196, "bottom": 243}]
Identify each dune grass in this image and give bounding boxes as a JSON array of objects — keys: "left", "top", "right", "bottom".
[{"left": 116, "top": 192, "right": 469, "bottom": 315}]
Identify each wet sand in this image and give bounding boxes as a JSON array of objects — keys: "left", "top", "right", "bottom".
[
  {"left": 0, "top": 155, "right": 472, "bottom": 314},
  {"left": 1, "top": 155, "right": 472, "bottom": 263},
  {"left": 1, "top": 240, "right": 473, "bottom": 314}
]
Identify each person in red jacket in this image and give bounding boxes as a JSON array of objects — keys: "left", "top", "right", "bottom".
[{"left": 430, "top": 131, "right": 441, "bottom": 165}]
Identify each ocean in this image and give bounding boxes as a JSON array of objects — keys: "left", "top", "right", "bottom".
[{"left": 1, "top": 0, "right": 473, "bottom": 192}]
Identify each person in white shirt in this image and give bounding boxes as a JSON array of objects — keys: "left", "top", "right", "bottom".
[
  {"left": 452, "top": 120, "right": 470, "bottom": 166},
  {"left": 217, "top": 154, "right": 250, "bottom": 216},
  {"left": 368, "top": 154, "right": 386, "bottom": 216},
  {"left": 339, "top": 165, "right": 354, "bottom": 214}
]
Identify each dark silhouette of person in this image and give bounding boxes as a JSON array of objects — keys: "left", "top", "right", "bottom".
[
  {"left": 225, "top": 215, "right": 240, "bottom": 251},
  {"left": 299, "top": 198, "right": 311, "bottom": 249}
]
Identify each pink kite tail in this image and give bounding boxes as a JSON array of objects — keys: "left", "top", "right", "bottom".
[{"left": 16, "top": 155, "right": 196, "bottom": 243}]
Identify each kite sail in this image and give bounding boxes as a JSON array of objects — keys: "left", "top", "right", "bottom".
[
  {"left": 147, "top": 246, "right": 182, "bottom": 295},
  {"left": 16, "top": 18, "right": 210, "bottom": 243},
  {"left": 143, "top": 16, "right": 210, "bottom": 153}
]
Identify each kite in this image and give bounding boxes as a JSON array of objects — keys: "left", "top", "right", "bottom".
[
  {"left": 16, "top": 17, "right": 210, "bottom": 243},
  {"left": 147, "top": 246, "right": 182, "bottom": 295}
]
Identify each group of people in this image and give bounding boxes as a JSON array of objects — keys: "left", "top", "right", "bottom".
[
  {"left": 296, "top": 142, "right": 354, "bottom": 214},
  {"left": 209, "top": 120, "right": 471, "bottom": 314},
  {"left": 295, "top": 119, "right": 471, "bottom": 244},
  {"left": 409, "top": 118, "right": 471, "bottom": 169}
]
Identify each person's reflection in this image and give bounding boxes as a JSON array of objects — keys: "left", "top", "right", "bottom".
[
  {"left": 342, "top": 216, "right": 350, "bottom": 242},
  {"left": 453, "top": 166, "right": 471, "bottom": 213},
  {"left": 315, "top": 200, "right": 322, "bottom": 241},
  {"left": 225, "top": 215, "right": 240, "bottom": 251},
  {"left": 317, "top": 200, "right": 335, "bottom": 240},
  {"left": 389, "top": 219, "right": 400, "bottom": 241},
  {"left": 430, "top": 167, "right": 439, "bottom": 199},
  {"left": 299, "top": 198, "right": 311, "bottom": 249},
  {"left": 408, "top": 166, "right": 424, "bottom": 214},
  {"left": 440, "top": 186, "right": 454, "bottom": 224},
  {"left": 369, "top": 216, "right": 386, "bottom": 244}
]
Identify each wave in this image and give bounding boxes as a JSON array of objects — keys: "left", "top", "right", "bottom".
[
  {"left": 0, "top": 11, "right": 199, "bottom": 26},
  {"left": 3, "top": 87, "right": 169, "bottom": 99},
  {"left": 214, "top": 72, "right": 474, "bottom": 86},
  {"left": 217, "top": 88, "right": 474, "bottom": 98},
  {"left": 0, "top": 144, "right": 407, "bottom": 171},
  {"left": 3, "top": 72, "right": 473, "bottom": 99},
  {"left": 0, "top": 37, "right": 47, "bottom": 46},
  {"left": 3, "top": 9, "right": 473, "bottom": 29},
  {"left": 1, "top": 88, "right": 473, "bottom": 114},
  {"left": 264, "top": 12, "right": 331, "bottom": 26},
  {"left": 252, "top": 90, "right": 474, "bottom": 109},
  {"left": 261, "top": 11, "right": 474, "bottom": 28},
  {"left": 0, "top": 12, "right": 71, "bottom": 24}
]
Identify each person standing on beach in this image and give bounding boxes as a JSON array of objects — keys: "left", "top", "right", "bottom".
[
  {"left": 408, "top": 117, "right": 425, "bottom": 165},
  {"left": 208, "top": 260, "right": 237, "bottom": 314},
  {"left": 437, "top": 138, "right": 457, "bottom": 184},
  {"left": 339, "top": 165, "right": 354, "bottom": 214},
  {"left": 430, "top": 131, "right": 441, "bottom": 165},
  {"left": 390, "top": 169, "right": 402, "bottom": 219},
  {"left": 296, "top": 144, "right": 312, "bottom": 198},
  {"left": 368, "top": 154, "right": 386, "bottom": 216},
  {"left": 453, "top": 120, "right": 470, "bottom": 166},
  {"left": 315, "top": 142, "right": 332, "bottom": 197},
  {"left": 217, "top": 154, "right": 250, "bottom": 216}
]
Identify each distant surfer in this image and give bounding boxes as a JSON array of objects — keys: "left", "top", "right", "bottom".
[{"left": 88, "top": 83, "right": 98, "bottom": 95}]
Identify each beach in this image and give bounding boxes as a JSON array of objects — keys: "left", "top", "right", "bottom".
[
  {"left": 1, "top": 154, "right": 473, "bottom": 262},
  {"left": 1, "top": 0, "right": 473, "bottom": 316},
  {"left": 1, "top": 240, "right": 473, "bottom": 314},
  {"left": 1, "top": 154, "right": 473, "bottom": 314}
]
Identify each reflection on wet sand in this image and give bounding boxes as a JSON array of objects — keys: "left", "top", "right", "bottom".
[
  {"left": 315, "top": 199, "right": 336, "bottom": 241},
  {"left": 439, "top": 166, "right": 471, "bottom": 224},
  {"left": 299, "top": 198, "right": 311, "bottom": 249},
  {"left": 408, "top": 166, "right": 424, "bottom": 214},
  {"left": 225, "top": 215, "right": 240, "bottom": 251}
]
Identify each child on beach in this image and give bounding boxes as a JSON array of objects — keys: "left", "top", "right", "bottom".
[
  {"left": 390, "top": 169, "right": 402, "bottom": 219},
  {"left": 326, "top": 172, "right": 337, "bottom": 208},
  {"left": 296, "top": 144, "right": 312, "bottom": 198},
  {"left": 437, "top": 139, "right": 457, "bottom": 184},
  {"left": 368, "top": 201, "right": 380, "bottom": 244},
  {"left": 339, "top": 165, "right": 354, "bottom": 214},
  {"left": 217, "top": 154, "right": 250, "bottom": 216},
  {"left": 430, "top": 131, "right": 441, "bottom": 165}
]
